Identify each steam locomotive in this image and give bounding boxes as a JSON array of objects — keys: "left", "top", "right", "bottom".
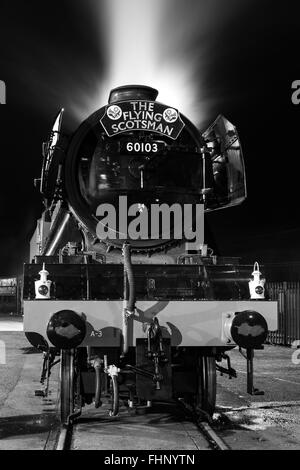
[{"left": 23, "top": 85, "right": 277, "bottom": 423}]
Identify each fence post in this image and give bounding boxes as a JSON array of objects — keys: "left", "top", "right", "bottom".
[
  {"left": 283, "top": 281, "right": 288, "bottom": 345},
  {"left": 0, "top": 340, "right": 6, "bottom": 364},
  {"left": 277, "top": 284, "right": 286, "bottom": 345}
]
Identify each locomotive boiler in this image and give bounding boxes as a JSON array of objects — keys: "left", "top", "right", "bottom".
[{"left": 23, "top": 85, "right": 277, "bottom": 423}]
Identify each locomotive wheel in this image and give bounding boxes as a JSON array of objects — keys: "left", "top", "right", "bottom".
[
  {"left": 60, "top": 349, "right": 76, "bottom": 424},
  {"left": 194, "top": 355, "right": 216, "bottom": 417}
]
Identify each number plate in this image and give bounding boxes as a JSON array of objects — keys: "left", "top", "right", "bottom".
[{"left": 121, "top": 140, "right": 166, "bottom": 154}]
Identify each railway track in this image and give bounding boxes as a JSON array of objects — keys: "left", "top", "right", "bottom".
[{"left": 47, "top": 399, "right": 229, "bottom": 451}]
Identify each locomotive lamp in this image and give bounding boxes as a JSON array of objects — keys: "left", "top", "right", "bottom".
[
  {"left": 222, "top": 309, "right": 268, "bottom": 395},
  {"left": 35, "top": 263, "right": 52, "bottom": 299},
  {"left": 223, "top": 310, "right": 268, "bottom": 349},
  {"left": 46, "top": 310, "right": 86, "bottom": 349},
  {"left": 249, "top": 262, "right": 265, "bottom": 299}
]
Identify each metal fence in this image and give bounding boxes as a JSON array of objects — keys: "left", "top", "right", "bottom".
[{"left": 267, "top": 281, "right": 300, "bottom": 346}]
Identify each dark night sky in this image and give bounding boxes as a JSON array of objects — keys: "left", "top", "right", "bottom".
[{"left": 0, "top": 0, "right": 300, "bottom": 276}]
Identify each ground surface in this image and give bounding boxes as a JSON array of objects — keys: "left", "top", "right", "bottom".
[
  {"left": 0, "top": 315, "right": 300, "bottom": 450},
  {"left": 216, "top": 346, "right": 300, "bottom": 449},
  {"left": 0, "top": 316, "right": 58, "bottom": 450},
  {"left": 72, "top": 402, "right": 211, "bottom": 450}
]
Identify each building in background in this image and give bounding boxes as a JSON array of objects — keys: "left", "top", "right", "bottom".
[{"left": 0, "top": 277, "right": 21, "bottom": 315}]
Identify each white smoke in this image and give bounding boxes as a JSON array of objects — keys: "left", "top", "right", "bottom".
[{"left": 68, "top": 0, "right": 251, "bottom": 128}]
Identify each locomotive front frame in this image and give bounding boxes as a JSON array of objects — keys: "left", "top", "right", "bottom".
[{"left": 23, "top": 85, "right": 278, "bottom": 423}]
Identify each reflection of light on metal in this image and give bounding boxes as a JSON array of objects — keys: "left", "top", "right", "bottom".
[
  {"left": 51, "top": 108, "right": 64, "bottom": 148},
  {"left": 45, "top": 213, "right": 71, "bottom": 256}
]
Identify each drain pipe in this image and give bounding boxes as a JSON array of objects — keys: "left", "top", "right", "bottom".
[
  {"left": 122, "top": 243, "right": 135, "bottom": 356},
  {"left": 93, "top": 357, "right": 102, "bottom": 408}
]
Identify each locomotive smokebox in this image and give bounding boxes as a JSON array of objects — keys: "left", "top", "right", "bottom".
[
  {"left": 65, "top": 84, "right": 206, "bottom": 252},
  {"left": 109, "top": 85, "right": 159, "bottom": 103}
]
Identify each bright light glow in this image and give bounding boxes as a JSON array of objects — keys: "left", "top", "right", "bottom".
[
  {"left": 68, "top": 0, "right": 250, "bottom": 128},
  {"left": 69, "top": 0, "right": 208, "bottom": 126},
  {"left": 101, "top": 0, "right": 202, "bottom": 121}
]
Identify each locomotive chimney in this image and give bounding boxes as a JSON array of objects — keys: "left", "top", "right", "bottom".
[{"left": 108, "top": 85, "right": 158, "bottom": 103}]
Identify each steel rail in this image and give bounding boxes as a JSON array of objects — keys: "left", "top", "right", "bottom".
[
  {"left": 53, "top": 403, "right": 229, "bottom": 451},
  {"left": 56, "top": 423, "right": 72, "bottom": 450},
  {"left": 197, "top": 420, "right": 230, "bottom": 450}
]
